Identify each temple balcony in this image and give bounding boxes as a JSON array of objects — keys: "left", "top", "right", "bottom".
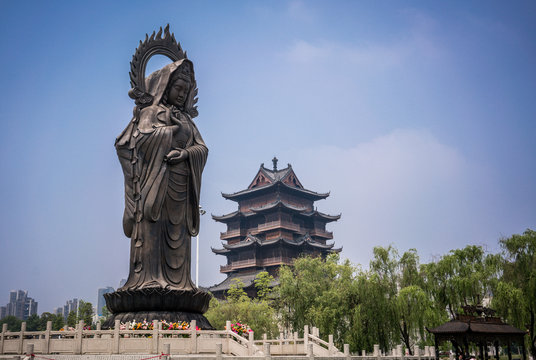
[
  {"left": 220, "top": 228, "right": 247, "bottom": 240},
  {"left": 253, "top": 220, "right": 301, "bottom": 234},
  {"left": 220, "top": 256, "right": 294, "bottom": 273}
]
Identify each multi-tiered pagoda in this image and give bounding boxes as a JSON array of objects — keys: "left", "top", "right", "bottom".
[{"left": 208, "top": 158, "right": 341, "bottom": 298}]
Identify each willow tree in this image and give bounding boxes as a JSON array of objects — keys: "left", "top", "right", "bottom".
[
  {"left": 493, "top": 229, "right": 536, "bottom": 359},
  {"left": 422, "top": 245, "right": 501, "bottom": 318}
]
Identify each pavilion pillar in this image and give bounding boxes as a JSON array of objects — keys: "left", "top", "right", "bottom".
[
  {"left": 494, "top": 341, "right": 499, "bottom": 360},
  {"left": 484, "top": 342, "right": 489, "bottom": 360},
  {"left": 479, "top": 342, "right": 484, "bottom": 360},
  {"left": 434, "top": 337, "right": 440, "bottom": 360},
  {"left": 521, "top": 341, "right": 526, "bottom": 360},
  {"left": 506, "top": 340, "right": 512, "bottom": 360},
  {"left": 463, "top": 338, "right": 469, "bottom": 360},
  {"left": 453, "top": 340, "right": 460, "bottom": 360}
]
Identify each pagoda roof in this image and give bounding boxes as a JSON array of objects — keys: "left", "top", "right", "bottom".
[
  {"left": 211, "top": 233, "right": 341, "bottom": 254},
  {"left": 208, "top": 270, "right": 279, "bottom": 293},
  {"left": 212, "top": 211, "right": 242, "bottom": 222},
  {"left": 221, "top": 161, "right": 330, "bottom": 201},
  {"left": 213, "top": 201, "right": 341, "bottom": 223},
  {"left": 250, "top": 199, "right": 309, "bottom": 213},
  {"left": 298, "top": 210, "right": 342, "bottom": 222}
]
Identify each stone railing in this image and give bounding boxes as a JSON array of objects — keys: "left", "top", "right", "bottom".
[
  {"left": 2, "top": 320, "right": 441, "bottom": 359},
  {"left": 0, "top": 320, "right": 259, "bottom": 356}
]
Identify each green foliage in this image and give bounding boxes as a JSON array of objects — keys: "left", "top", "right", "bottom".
[
  {"left": 493, "top": 229, "right": 536, "bottom": 359},
  {"left": 205, "top": 275, "right": 278, "bottom": 339},
  {"left": 0, "top": 315, "right": 22, "bottom": 331},
  {"left": 278, "top": 254, "right": 361, "bottom": 350},
  {"left": 203, "top": 230, "right": 534, "bottom": 355},
  {"left": 100, "top": 306, "right": 111, "bottom": 324},
  {"left": 26, "top": 314, "right": 41, "bottom": 331},
  {"left": 254, "top": 271, "right": 274, "bottom": 300},
  {"left": 66, "top": 310, "right": 77, "bottom": 327},
  {"left": 51, "top": 313, "right": 65, "bottom": 330},
  {"left": 422, "top": 245, "right": 501, "bottom": 318},
  {"left": 77, "top": 300, "right": 94, "bottom": 326}
]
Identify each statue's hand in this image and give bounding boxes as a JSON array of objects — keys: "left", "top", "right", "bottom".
[{"left": 164, "top": 149, "right": 189, "bottom": 164}]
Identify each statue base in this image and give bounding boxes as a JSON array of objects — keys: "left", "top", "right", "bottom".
[{"left": 103, "top": 288, "right": 213, "bottom": 329}]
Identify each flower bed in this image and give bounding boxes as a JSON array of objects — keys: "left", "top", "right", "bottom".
[{"left": 225, "top": 322, "right": 252, "bottom": 337}]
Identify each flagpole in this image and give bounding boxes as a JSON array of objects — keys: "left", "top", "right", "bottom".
[{"left": 196, "top": 206, "right": 206, "bottom": 287}]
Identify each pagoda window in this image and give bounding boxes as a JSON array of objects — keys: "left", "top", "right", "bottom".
[
  {"left": 228, "top": 221, "right": 239, "bottom": 230},
  {"left": 314, "top": 221, "right": 326, "bottom": 231}
]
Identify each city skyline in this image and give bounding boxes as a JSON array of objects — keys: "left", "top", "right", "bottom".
[{"left": 0, "top": 1, "right": 535, "bottom": 312}]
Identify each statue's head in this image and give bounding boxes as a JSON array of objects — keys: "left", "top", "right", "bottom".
[
  {"left": 165, "top": 61, "right": 193, "bottom": 110},
  {"left": 145, "top": 59, "right": 198, "bottom": 118}
]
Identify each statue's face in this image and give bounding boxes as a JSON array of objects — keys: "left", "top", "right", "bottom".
[{"left": 167, "top": 77, "right": 190, "bottom": 108}]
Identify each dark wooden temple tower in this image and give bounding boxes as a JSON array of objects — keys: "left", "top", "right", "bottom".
[{"left": 208, "top": 158, "right": 341, "bottom": 298}]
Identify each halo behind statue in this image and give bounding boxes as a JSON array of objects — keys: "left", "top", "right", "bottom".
[{"left": 128, "top": 24, "right": 187, "bottom": 106}]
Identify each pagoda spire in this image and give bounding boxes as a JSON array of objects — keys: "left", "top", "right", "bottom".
[{"left": 272, "top": 156, "right": 278, "bottom": 171}]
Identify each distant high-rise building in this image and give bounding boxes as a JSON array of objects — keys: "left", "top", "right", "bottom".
[
  {"left": 2, "top": 290, "right": 38, "bottom": 320},
  {"left": 97, "top": 287, "right": 114, "bottom": 316},
  {"left": 62, "top": 298, "right": 79, "bottom": 320},
  {"left": 52, "top": 307, "right": 63, "bottom": 316}
]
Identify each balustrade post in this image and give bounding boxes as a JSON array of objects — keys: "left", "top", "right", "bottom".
[
  {"left": 19, "top": 322, "right": 26, "bottom": 355},
  {"left": 264, "top": 342, "right": 271, "bottom": 360},
  {"left": 26, "top": 343, "right": 34, "bottom": 359},
  {"left": 164, "top": 343, "right": 170, "bottom": 360},
  {"left": 304, "top": 325, "right": 309, "bottom": 353},
  {"left": 44, "top": 321, "right": 52, "bottom": 354},
  {"left": 280, "top": 332, "right": 284, "bottom": 354},
  {"left": 308, "top": 343, "right": 314, "bottom": 359},
  {"left": 190, "top": 320, "right": 197, "bottom": 354},
  {"left": 344, "top": 344, "right": 350, "bottom": 359},
  {"left": 1, "top": 323, "right": 8, "bottom": 354},
  {"left": 216, "top": 343, "right": 222, "bottom": 360},
  {"left": 152, "top": 320, "right": 159, "bottom": 354},
  {"left": 375, "top": 344, "right": 381, "bottom": 360},
  {"left": 415, "top": 345, "right": 421, "bottom": 360},
  {"left": 248, "top": 330, "right": 254, "bottom": 356},
  {"left": 113, "top": 319, "right": 120, "bottom": 354},
  {"left": 76, "top": 320, "right": 84, "bottom": 354},
  {"left": 294, "top": 332, "right": 298, "bottom": 354},
  {"left": 328, "top": 335, "right": 334, "bottom": 356},
  {"left": 363, "top": 349, "right": 366, "bottom": 357},
  {"left": 95, "top": 322, "right": 101, "bottom": 339}
]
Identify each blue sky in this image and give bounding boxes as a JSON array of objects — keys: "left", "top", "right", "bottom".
[{"left": 0, "top": 1, "right": 535, "bottom": 313}]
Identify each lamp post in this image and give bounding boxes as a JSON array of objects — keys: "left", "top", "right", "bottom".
[{"left": 196, "top": 206, "right": 206, "bottom": 287}]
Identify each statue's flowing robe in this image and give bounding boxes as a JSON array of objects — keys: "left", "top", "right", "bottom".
[{"left": 115, "top": 60, "right": 207, "bottom": 291}]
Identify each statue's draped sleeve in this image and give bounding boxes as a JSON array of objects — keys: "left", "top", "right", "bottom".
[{"left": 185, "top": 120, "right": 208, "bottom": 237}]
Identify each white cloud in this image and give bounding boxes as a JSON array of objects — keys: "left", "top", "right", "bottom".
[
  {"left": 282, "top": 10, "right": 445, "bottom": 69},
  {"left": 278, "top": 129, "right": 497, "bottom": 266}
]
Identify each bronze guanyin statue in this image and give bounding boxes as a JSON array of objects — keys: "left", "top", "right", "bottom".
[{"left": 104, "top": 25, "right": 212, "bottom": 328}]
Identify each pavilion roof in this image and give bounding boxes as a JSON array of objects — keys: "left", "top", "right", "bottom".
[{"left": 428, "top": 317, "right": 526, "bottom": 336}]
